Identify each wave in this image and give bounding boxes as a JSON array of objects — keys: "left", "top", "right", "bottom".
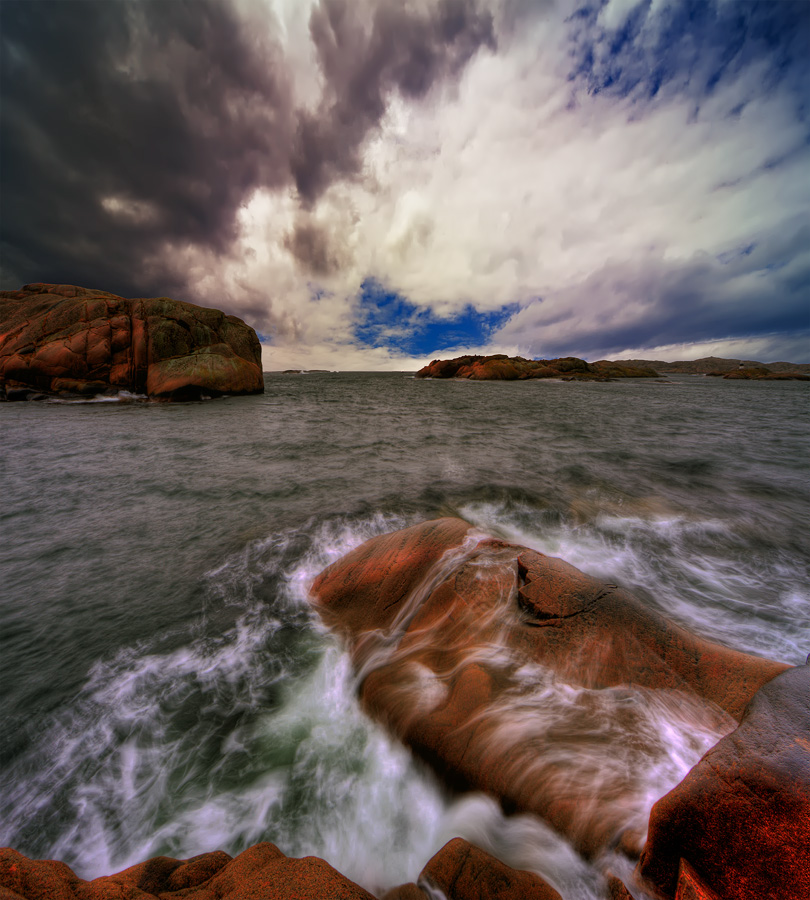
[{"left": 1, "top": 502, "right": 805, "bottom": 900}]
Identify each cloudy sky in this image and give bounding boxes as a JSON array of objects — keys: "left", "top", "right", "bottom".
[{"left": 2, "top": 0, "right": 808, "bottom": 369}]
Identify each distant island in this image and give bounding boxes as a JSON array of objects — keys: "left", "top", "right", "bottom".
[
  {"left": 417, "top": 354, "right": 657, "bottom": 380},
  {"left": 613, "top": 356, "right": 810, "bottom": 378},
  {"left": 416, "top": 354, "right": 809, "bottom": 381}
]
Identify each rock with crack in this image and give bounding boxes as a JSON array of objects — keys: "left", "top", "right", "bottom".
[{"left": 311, "top": 518, "right": 790, "bottom": 859}]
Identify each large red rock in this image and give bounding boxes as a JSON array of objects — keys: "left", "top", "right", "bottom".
[
  {"left": 311, "top": 518, "right": 789, "bottom": 858},
  {"left": 0, "top": 283, "right": 264, "bottom": 400},
  {"left": 636, "top": 663, "right": 810, "bottom": 900},
  {"left": 0, "top": 843, "right": 375, "bottom": 899}
]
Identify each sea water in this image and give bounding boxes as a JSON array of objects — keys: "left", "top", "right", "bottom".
[{"left": 1, "top": 373, "right": 808, "bottom": 899}]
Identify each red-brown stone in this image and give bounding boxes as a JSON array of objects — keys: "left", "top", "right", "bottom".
[
  {"left": 380, "top": 883, "right": 428, "bottom": 900},
  {"left": 0, "top": 283, "right": 264, "bottom": 400},
  {"left": 637, "top": 663, "right": 810, "bottom": 900},
  {"left": 311, "top": 518, "right": 790, "bottom": 858},
  {"left": 673, "top": 860, "right": 720, "bottom": 900},
  {"left": 419, "top": 838, "right": 563, "bottom": 900},
  {"left": 0, "top": 843, "right": 375, "bottom": 899}
]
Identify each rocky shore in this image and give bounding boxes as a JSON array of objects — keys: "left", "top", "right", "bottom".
[
  {"left": 0, "top": 284, "right": 264, "bottom": 401},
  {"left": 3, "top": 519, "right": 807, "bottom": 900},
  {"left": 0, "top": 838, "right": 565, "bottom": 900}
]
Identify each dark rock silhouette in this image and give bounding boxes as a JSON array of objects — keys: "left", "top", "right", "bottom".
[
  {"left": 615, "top": 356, "right": 810, "bottom": 376},
  {"left": 0, "top": 283, "right": 264, "bottom": 400}
]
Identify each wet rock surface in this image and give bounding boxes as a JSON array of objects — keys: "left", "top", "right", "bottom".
[
  {"left": 311, "top": 518, "right": 790, "bottom": 859},
  {"left": 0, "top": 843, "right": 375, "bottom": 899},
  {"left": 637, "top": 663, "right": 810, "bottom": 900},
  {"left": 0, "top": 283, "right": 264, "bottom": 400},
  {"left": 419, "top": 837, "right": 563, "bottom": 899},
  {"left": 0, "top": 839, "right": 564, "bottom": 900}
]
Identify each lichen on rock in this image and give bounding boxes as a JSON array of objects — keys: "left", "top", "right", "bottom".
[{"left": 0, "top": 283, "right": 264, "bottom": 400}]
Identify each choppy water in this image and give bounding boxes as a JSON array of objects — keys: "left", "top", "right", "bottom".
[{"left": 1, "top": 373, "right": 808, "bottom": 899}]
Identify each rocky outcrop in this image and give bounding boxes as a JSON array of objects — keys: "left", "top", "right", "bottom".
[
  {"left": 0, "top": 283, "right": 264, "bottom": 400},
  {"left": 311, "top": 518, "right": 789, "bottom": 858},
  {"left": 0, "top": 843, "right": 375, "bottom": 900},
  {"left": 0, "top": 839, "right": 564, "bottom": 900},
  {"left": 637, "top": 663, "right": 810, "bottom": 900},
  {"left": 415, "top": 354, "right": 657, "bottom": 380}
]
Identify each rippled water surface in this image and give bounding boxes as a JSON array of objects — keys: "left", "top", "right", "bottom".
[{"left": 1, "top": 373, "right": 809, "bottom": 899}]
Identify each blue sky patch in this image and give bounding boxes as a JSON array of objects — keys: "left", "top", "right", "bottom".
[
  {"left": 567, "top": 0, "right": 810, "bottom": 106},
  {"left": 354, "top": 279, "right": 520, "bottom": 357}
]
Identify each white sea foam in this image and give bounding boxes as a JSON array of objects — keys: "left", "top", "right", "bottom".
[
  {"left": 0, "top": 507, "right": 801, "bottom": 900},
  {"left": 44, "top": 390, "right": 149, "bottom": 403},
  {"left": 457, "top": 498, "right": 810, "bottom": 664}
]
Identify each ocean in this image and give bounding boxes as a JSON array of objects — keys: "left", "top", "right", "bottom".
[{"left": 1, "top": 373, "right": 808, "bottom": 899}]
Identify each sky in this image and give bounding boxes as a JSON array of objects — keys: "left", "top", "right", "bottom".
[{"left": 1, "top": 0, "right": 809, "bottom": 370}]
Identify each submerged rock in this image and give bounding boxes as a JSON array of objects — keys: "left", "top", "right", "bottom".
[
  {"left": 0, "top": 283, "right": 264, "bottom": 400},
  {"left": 637, "top": 663, "right": 810, "bottom": 900},
  {"left": 419, "top": 838, "right": 563, "bottom": 899},
  {"left": 311, "top": 518, "right": 789, "bottom": 858},
  {"left": 415, "top": 354, "right": 657, "bottom": 380}
]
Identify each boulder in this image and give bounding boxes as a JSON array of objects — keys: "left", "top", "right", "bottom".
[
  {"left": 0, "top": 283, "right": 264, "bottom": 400},
  {"left": 637, "top": 663, "right": 810, "bottom": 900},
  {"left": 311, "top": 518, "right": 789, "bottom": 857},
  {"left": 0, "top": 843, "right": 375, "bottom": 900},
  {"left": 0, "top": 840, "right": 565, "bottom": 900},
  {"left": 419, "top": 838, "right": 563, "bottom": 899}
]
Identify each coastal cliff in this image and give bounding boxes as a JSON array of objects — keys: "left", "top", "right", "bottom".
[{"left": 0, "top": 283, "right": 264, "bottom": 400}]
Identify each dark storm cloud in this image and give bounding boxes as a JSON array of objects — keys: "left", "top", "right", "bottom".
[
  {"left": 500, "top": 220, "right": 810, "bottom": 360},
  {"left": 291, "top": 0, "right": 495, "bottom": 203},
  {"left": 0, "top": 0, "right": 495, "bottom": 302},
  {"left": 0, "top": 0, "right": 294, "bottom": 299},
  {"left": 284, "top": 219, "right": 345, "bottom": 277},
  {"left": 285, "top": 0, "right": 495, "bottom": 278}
]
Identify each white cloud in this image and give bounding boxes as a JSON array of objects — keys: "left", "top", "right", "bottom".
[{"left": 165, "top": 0, "right": 810, "bottom": 367}]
